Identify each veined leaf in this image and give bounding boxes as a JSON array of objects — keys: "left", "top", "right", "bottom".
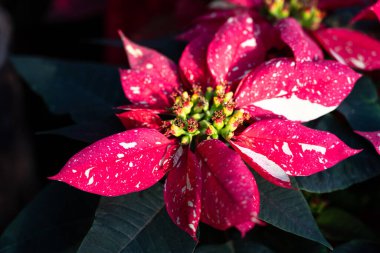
[
  {"left": 256, "top": 175, "right": 331, "bottom": 249},
  {"left": 78, "top": 184, "right": 197, "bottom": 253},
  {"left": 11, "top": 56, "right": 125, "bottom": 123},
  {"left": 0, "top": 183, "right": 99, "bottom": 253}
]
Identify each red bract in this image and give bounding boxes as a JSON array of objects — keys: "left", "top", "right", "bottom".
[
  {"left": 226, "top": 0, "right": 262, "bottom": 8},
  {"left": 117, "top": 110, "right": 162, "bottom": 130},
  {"left": 51, "top": 34, "right": 360, "bottom": 239},
  {"left": 317, "top": 0, "right": 367, "bottom": 10},
  {"left": 235, "top": 58, "right": 360, "bottom": 122},
  {"left": 351, "top": 0, "right": 380, "bottom": 22},
  {"left": 314, "top": 28, "right": 380, "bottom": 71},
  {"left": 275, "top": 18, "right": 323, "bottom": 62},
  {"left": 197, "top": 140, "right": 259, "bottom": 235},
  {"left": 207, "top": 13, "right": 266, "bottom": 88},
  {"left": 50, "top": 129, "right": 176, "bottom": 196},
  {"left": 231, "top": 120, "right": 361, "bottom": 188},
  {"left": 355, "top": 131, "right": 380, "bottom": 155}
]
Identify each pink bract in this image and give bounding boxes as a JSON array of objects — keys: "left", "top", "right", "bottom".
[
  {"left": 235, "top": 58, "right": 361, "bottom": 122},
  {"left": 351, "top": 0, "right": 380, "bottom": 23},
  {"left": 50, "top": 128, "right": 176, "bottom": 196},
  {"left": 231, "top": 120, "right": 361, "bottom": 188},
  {"left": 355, "top": 131, "right": 380, "bottom": 155},
  {"left": 314, "top": 28, "right": 380, "bottom": 71},
  {"left": 275, "top": 18, "right": 323, "bottom": 62}
]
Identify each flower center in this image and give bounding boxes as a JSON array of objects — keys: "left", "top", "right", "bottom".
[
  {"left": 163, "top": 85, "right": 249, "bottom": 145},
  {"left": 265, "top": 0, "right": 325, "bottom": 30}
]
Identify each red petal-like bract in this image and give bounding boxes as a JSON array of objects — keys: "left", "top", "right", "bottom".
[
  {"left": 179, "top": 32, "right": 214, "bottom": 88},
  {"left": 231, "top": 119, "right": 361, "bottom": 188},
  {"left": 196, "top": 139, "right": 260, "bottom": 235},
  {"left": 120, "top": 69, "right": 177, "bottom": 108},
  {"left": 164, "top": 147, "right": 202, "bottom": 239},
  {"left": 119, "top": 31, "right": 179, "bottom": 85},
  {"left": 351, "top": 0, "right": 380, "bottom": 23},
  {"left": 235, "top": 58, "right": 361, "bottom": 122},
  {"left": 318, "top": 0, "right": 366, "bottom": 10},
  {"left": 227, "top": 0, "right": 262, "bottom": 8},
  {"left": 117, "top": 104, "right": 168, "bottom": 114},
  {"left": 50, "top": 129, "right": 176, "bottom": 196},
  {"left": 117, "top": 110, "right": 162, "bottom": 130},
  {"left": 275, "top": 18, "right": 323, "bottom": 62},
  {"left": 207, "top": 13, "right": 266, "bottom": 88},
  {"left": 314, "top": 28, "right": 380, "bottom": 71},
  {"left": 355, "top": 130, "right": 380, "bottom": 155},
  {"left": 119, "top": 32, "right": 180, "bottom": 108}
]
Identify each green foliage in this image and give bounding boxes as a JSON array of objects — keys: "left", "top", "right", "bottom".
[{"left": 78, "top": 184, "right": 197, "bottom": 253}]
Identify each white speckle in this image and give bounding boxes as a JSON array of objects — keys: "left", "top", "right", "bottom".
[
  {"left": 87, "top": 176, "right": 94, "bottom": 185},
  {"left": 282, "top": 142, "right": 293, "bottom": 156},
  {"left": 188, "top": 224, "right": 196, "bottom": 231},
  {"left": 240, "top": 38, "right": 257, "bottom": 48},
  {"left": 246, "top": 17, "right": 253, "bottom": 24},
  {"left": 130, "top": 86, "right": 141, "bottom": 94},
  {"left": 85, "top": 167, "right": 94, "bottom": 178},
  {"left": 290, "top": 61, "right": 295, "bottom": 67},
  {"left": 172, "top": 146, "right": 184, "bottom": 168},
  {"left": 300, "top": 143, "right": 326, "bottom": 155},
  {"left": 186, "top": 173, "right": 193, "bottom": 190},
  {"left": 276, "top": 90, "right": 288, "bottom": 97},
  {"left": 126, "top": 45, "right": 143, "bottom": 57},
  {"left": 129, "top": 162, "right": 133, "bottom": 167},
  {"left": 115, "top": 173, "right": 119, "bottom": 178},
  {"left": 187, "top": 201, "right": 194, "bottom": 207},
  {"left": 119, "top": 142, "right": 137, "bottom": 149},
  {"left": 329, "top": 50, "right": 346, "bottom": 65},
  {"left": 232, "top": 66, "right": 239, "bottom": 72},
  {"left": 276, "top": 61, "right": 281, "bottom": 68},
  {"left": 227, "top": 44, "right": 232, "bottom": 51},
  {"left": 176, "top": 217, "right": 180, "bottom": 225},
  {"left": 135, "top": 181, "right": 141, "bottom": 188},
  {"left": 72, "top": 169, "right": 77, "bottom": 173},
  {"left": 253, "top": 94, "right": 336, "bottom": 121},
  {"left": 233, "top": 143, "right": 290, "bottom": 182},
  {"left": 350, "top": 57, "right": 366, "bottom": 69},
  {"left": 155, "top": 142, "right": 162, "bottom": 145},
  {"left": 146, "top": 63, "right": 153, "bottom": 69},
  {"left": 117, "top": 153, "right": 124, "bottom": 158}
]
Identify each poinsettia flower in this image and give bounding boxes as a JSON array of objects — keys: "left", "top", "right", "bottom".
[
  {"left": 50, "top": 34, "right": 360, "bottom": 239},
  {"left": 355, "top": 131, "right": 380, "bottom": 155}
]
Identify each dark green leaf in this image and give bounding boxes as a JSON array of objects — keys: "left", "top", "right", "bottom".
[
  {"left": 11, "top": 56, "right": 126, "bottom": 123},
  {"left": 78, "top": 184, "right": 197, "bottom": 253},
  {"left": 333, "top": 240, "right": 380, "bottom": 253},
  {"left": 233, "top": 241, "right": 275, "bottom": 253},
  {"left": 255, "top": 175, "right": 331, "bottom": 249},
  {"left": 317, "top": 208, "right": 376, "bottom": 241},
  {"left": 39, "top": 116, "right": 124, "bottom": 143},
  {"left": 195, "top": 241, "right": 275, "bottom": 253},
  {"left": 0, "top": 182, "right": 99, "bottom": 253},
  {"left": 338, "top": 76, "right": 380, "bottom": 131},
  {"left": 296, "top": 113, "right": 380, "bottom": 193}
]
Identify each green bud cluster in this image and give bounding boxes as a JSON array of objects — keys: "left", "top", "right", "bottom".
[
  {"left": 265, "top": 0, "right": 324, "bottom": 30},
  {"left": 163, "top": 85, "right": 249, "bottom": 144}
]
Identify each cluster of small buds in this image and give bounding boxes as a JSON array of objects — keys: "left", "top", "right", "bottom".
[
  {"left": 162, "top": 85, "right": 250, "bottom": 144},
  {"left": 265, "top": 0, "right": 324, "bottom": 29}
]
